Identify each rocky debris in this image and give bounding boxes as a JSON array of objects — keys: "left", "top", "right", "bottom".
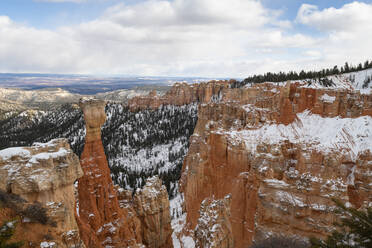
[
  {"left": 180, "top": 83, "right": 372, "bottom": 247},
  {"left": 128, "top": 80, "right": 232, "bottom": 111},
  {"left": 0, "top": 139, "right": 84, "bottom": 247},
  {"left": 194, "top": 195, "right": 233, "bottom": 248},
  {"left": 77, "top": 98, "right": 173, "bottom": 248},
  {"left": 133, "top": 176, "right": 173, "bottom": 248}
]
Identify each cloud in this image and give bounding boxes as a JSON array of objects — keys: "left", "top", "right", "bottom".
[
  {"left": 104, "top": 0, "right": 271, "bottom": 28},
  {"left": 34, "top": 0, "right": 86, "bottom": 3},
  {"left": 296, "top": 2, "right": 372, "bottom": 32},
  {"left": 295, "top": 1, "right": 372, "bottom": 68},
  {"left": 0, "top": 0, "right": 371, "bottom": 77}
]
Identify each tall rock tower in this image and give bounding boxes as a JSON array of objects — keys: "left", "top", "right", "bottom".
[{"left": 77, "top": 98, "right": 141, "bottom": 247}]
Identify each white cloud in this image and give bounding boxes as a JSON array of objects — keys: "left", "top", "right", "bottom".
[
  {"left": 296, "top": 2, "right": 372, "bottom": 32},
  {"left": 0, "top": 0, "right": 371, "bottom": 77},
  {"left": 295, "top": 1, "right": 372, "bottom": 69}
]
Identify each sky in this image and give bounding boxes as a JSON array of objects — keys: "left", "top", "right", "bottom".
[{"left": 0, "top": 0, "right": 372, "bottom": 78}]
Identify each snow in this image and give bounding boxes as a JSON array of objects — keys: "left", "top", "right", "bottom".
[
  {"left": 28, "top": 148, "right": 69, "bottom": 164},
  {"left": 264, "top": 179, "right": 290, "bottom": 189},
  {"left": 40, "top": 242, "right": 56, "bottom": 248},
  {"left": 180, "top": 236, "right": 196, "bottom": 248},
  {"left": 320, "top": 93, "right": 336, "bottom": 103},
  {"left": 225, "top": 110, "right": 372, "bottom": 161},
  {"left": 346, "top": 165, "right": 357, "bottom": 185},
  {"left": 244, "top": 68, "right": 372, "bottom": 93},
  {"left": 0, "top": 147, "right": 30, "bottom": 160},
  {"left": 276, "top": 191, "right": 306, "bottom": 208},
  {"left": 171, "top": 192, "right": 195, "bottom": 248}
]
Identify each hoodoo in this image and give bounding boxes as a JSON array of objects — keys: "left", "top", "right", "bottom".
[
  {"left": 77, "top": 98, "right": 173, "bottom": 248},
  {"left": 77, "top": 98, "right": 142, "bottom": 247}
]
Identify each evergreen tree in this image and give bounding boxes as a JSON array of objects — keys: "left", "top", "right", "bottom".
[
  {"left": 363, "top": 60, "right": 369, "bottom": 69},
  {"left": 0, "top": 221, "right": 23, "bottom": 248},
  {"left": 310, "top": 199, "right": 372, "bottom": 248}
]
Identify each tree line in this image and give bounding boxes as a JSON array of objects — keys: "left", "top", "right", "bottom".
[{"left": 232, "top": 60, "right": 372, "bottom": 88}]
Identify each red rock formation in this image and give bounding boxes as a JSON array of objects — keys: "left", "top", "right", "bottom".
[
  {"left": 128, "top": 80, "right": 233, "bottom": 111},
  {"left": 116, "top": 176, "right": 174, "bottom": 248},
  {"left": 77, "top": 98, "right": 143, "bottom": 247},
  {"left": 180, "top": 83, "right": 372, "bottom": 247},
  {"left": 0, "top": 139, "right": 84, "bottom": 247},
  {"left": 77, "top": 98, "right": 173, "bottom": 248},
  {"left": 194, "top": 195, "right": 233, "bottom": 248},
  {"left": 133, "top": 176, "right": 173, "bottom": 248}
]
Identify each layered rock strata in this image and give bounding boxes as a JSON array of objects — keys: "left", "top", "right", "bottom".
[
  {"left": 77, "top": 98, "right": 173, "bottom": 248},
  {"left": 128, "top": 80, "right": 233, "bottom": 111},
  {"left": 180, "top": 83, "right": 372, "bottom": 247},
  {"left": 0, "top": 138, "right": 84, "bottom": 247},
  {"left": 118, "top": 176, "right": 173, "bottom": 248},
  {"left": 194, "top": 195, "right": 233, "bottom": 248}
]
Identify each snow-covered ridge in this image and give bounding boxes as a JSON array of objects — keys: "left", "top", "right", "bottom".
[
  {"left": 223, "top": 110, "right": 372, "bottom": 161},
  {"left": 245, "top": 68, "right": 372, "bottom": 94}
]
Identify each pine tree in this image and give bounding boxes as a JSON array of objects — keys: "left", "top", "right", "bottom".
[
  {"left": 363, "top": 60, "right": 369, "bottom": 69},
  {"left": 344, "top": 62, "right": 350, "bottom": 73},
  {"left": 0, "top": 221, "right": 24, "bottom": 248},
  {"left": 310, "top": 199, "right": 372, "bottom": 248}
]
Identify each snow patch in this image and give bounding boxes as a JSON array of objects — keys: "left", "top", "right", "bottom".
[
  {"left": 320, "top": 93, "right": 336, "bottom": 103},
  {"left": 0, "top": 147, "right": 30, "bottom": 160},
  {"left": 225, "top": 110, "right": 372, "bottom": 161}
]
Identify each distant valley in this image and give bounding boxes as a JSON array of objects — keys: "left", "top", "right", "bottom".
[{"left": 0, "top": 73, "right": 216, "bottom": 94}]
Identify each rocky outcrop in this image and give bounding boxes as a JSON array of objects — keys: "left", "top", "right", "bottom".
[
  {"left": 180, "top": 83, "right": 372, "bottom": 247},
  {"left": 77, "top": 98, "right": 173, "bottom": 248},
  {"left": 118, "top": 177, "right": 173, "bottom": 248},
  {"left": 0, "top": 138, "right": 84, "bottom": 247},
  {"left": 134, "top": 177, "right": 173, "bottom": 248},
  {"left": 128, "top": 80, "right": 233, "bottom": 111},
  {"left": 194, "top": 195, "right": 233, "bottom": 248}
]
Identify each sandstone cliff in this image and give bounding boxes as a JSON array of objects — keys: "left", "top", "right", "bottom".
[
  {"left": 194, "top": 195, "right": 233, "bottom": 248},
  {"left": 180, "top": 82, "right": 372, "bottom": 247},
  {"left": 128, "top": 80, "right": 233, "bottom": 111},
  {"left": 0, "top": 138, "right": 84, "bottom": 247},
  {"left": 77, "top": 98, "right": 173, "bottom": 248},
  {"left": 118, "top": 176, "right": 173, "bottom": 248}
]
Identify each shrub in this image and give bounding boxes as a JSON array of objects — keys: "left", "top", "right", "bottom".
[
  {"left": 310, "top": 199, "right": 372, "bottom": 248},
  {"left": 0, "top": 220, "right": 24, "bottom": 248},
  {"left": 0, "top": 191, "right": 25, "bottom": 210},
  {"left": 21, "top": 203, "right": 48, "bottom": 225}
]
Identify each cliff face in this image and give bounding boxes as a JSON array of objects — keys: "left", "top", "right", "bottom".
[
  {"left": 77, "top": 98, "right": 173, "bottom": 248},
  {"left": 180, "top": 83, "right": 372, "bottom": 247},
  {"left": 117, "top": 176, "right": 173, "bottom": 248},
  {"left": 194, "top": 195, "right": 233, "bottom": 248},
  {"left": 0, "top": 138, "right": 84, "bottom": 247},
  {"left": 128, "top": 80, "right": 232, "bottom": 111}
]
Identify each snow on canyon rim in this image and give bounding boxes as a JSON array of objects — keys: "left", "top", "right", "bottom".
[{"left": 219, "top": 110, "right": 372, "bottom": 161}]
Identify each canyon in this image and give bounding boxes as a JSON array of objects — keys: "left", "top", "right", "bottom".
[
  {"left": 179, "top": 82, "right": 372, "bottom": 247},
  {"left": 0, "top": 70, "right": 371, "bottom": 247}
]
